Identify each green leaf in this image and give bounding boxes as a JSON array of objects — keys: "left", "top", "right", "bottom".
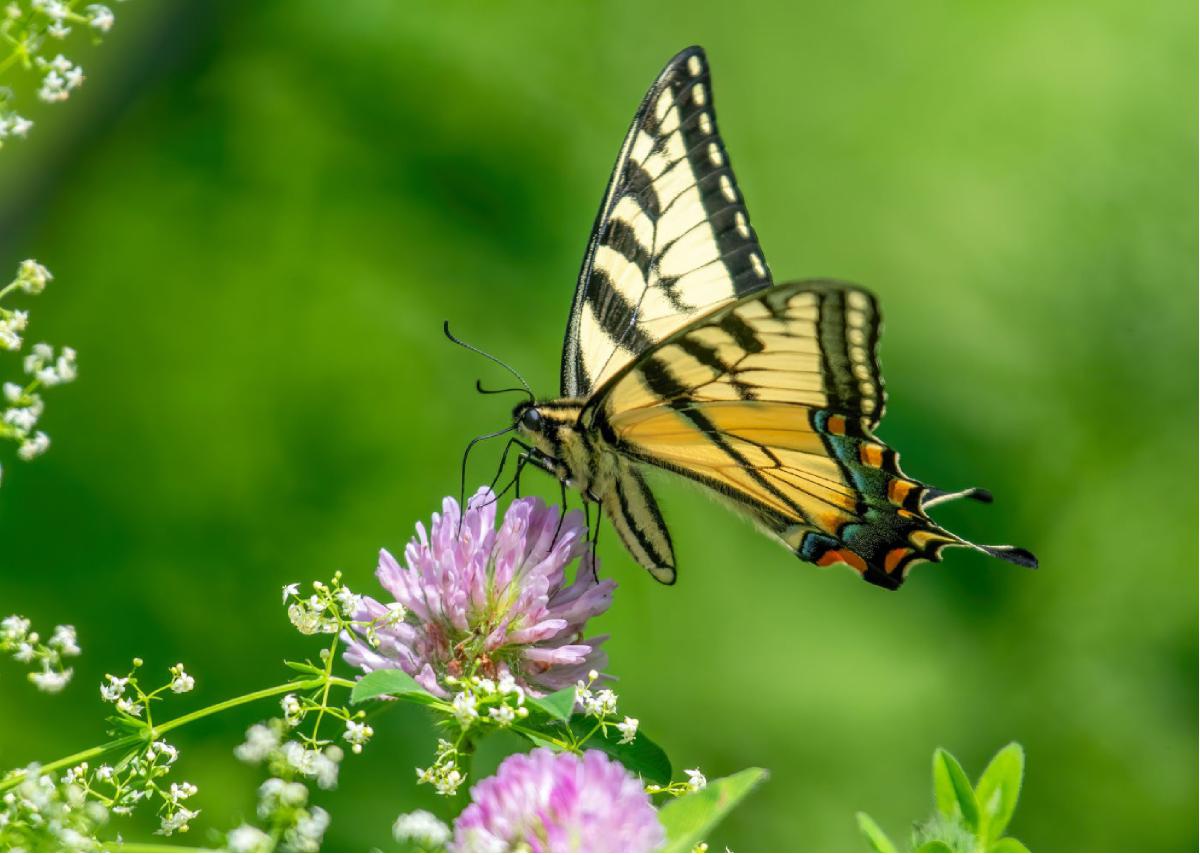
[
  {"left": 856, "top": 812, "right": 898, "bottom": 853},
  {"left": 526, "top": 686, "right": 576, "bottom": 723},
  {"left": 349, "top": 669, "right": 439, "bottom": 706},
  {"left": 915, "top": 841, "right": 953, "bottom": 853},
  {"left": 989, "top": 837, "right": 1030, "bottom": 852},
  {"left": 283, "top": 659, "right": 323, "bottom": 676},
  {"left": 932, "top": 748, "right": 980, "bottom": 831},
  {"left": 574, "top": 718, "right": 672, "bottom": 785},
  {"left": 658, "top": 768, "right": 767, "bottom": 852},
  {"left": 974, "top": 743, "right": 1025, "bottom": 844}
]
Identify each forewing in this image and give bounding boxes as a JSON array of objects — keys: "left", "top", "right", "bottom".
[
  {"left": 595, "top": 280, "right": 1036, "bottom": 589},
  {"left": 561, "top": 46, "right": 772, "bottom": 398}
]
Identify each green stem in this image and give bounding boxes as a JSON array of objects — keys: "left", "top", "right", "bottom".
[{"left": 0, "top": 677, "right": 326, "bottom": 793}]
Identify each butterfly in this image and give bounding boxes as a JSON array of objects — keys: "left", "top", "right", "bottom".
[{"left": 459, "top": 45, "right": 1036, "bottom": 589}]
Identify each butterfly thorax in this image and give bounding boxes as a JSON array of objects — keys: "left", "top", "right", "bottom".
[{"left": 512, "top": 398, "right": 678, "bottom": 583}]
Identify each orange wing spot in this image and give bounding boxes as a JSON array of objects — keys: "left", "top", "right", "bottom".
[
  {"left": 816, "top": 548, "right": 868, "bottom": 573},
  {"left": 896, "top": 508, "right": 917, "bottom": 520},
  {"left": 859, "top": 443, "right": 885, "bottom": 468},
  {"left": 884, "top": 547, "right": 910, "bottom": 574},
  {"left": 887, "top": 479, "right": 917, "bottom": 506},
  {"left": 826, "top": 415, "right": 846, "bottom": 436}
]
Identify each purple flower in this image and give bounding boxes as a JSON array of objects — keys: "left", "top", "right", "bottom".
[
  {"left": 343, "top": 487, "right": 615, "bottom": 697},
  {"left": 452, "top": 749, "right": 664, "bottom": 853}
]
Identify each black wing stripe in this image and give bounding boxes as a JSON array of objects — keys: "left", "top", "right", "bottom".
[{"left": 561, "top": 46, "right": 773, "bottom": 398}]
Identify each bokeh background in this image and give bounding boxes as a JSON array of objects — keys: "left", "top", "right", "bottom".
[{"left": 0, "top": 1, "right": 1195, "bottom": 850}]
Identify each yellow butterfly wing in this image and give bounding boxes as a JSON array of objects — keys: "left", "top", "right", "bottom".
[{"left": 590, "top": 279, "right": 1036, "bottom": 588}]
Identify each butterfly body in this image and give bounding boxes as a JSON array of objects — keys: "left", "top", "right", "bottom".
[{"left": 495, "top": 46, "right": 1036, "bottom": 589}]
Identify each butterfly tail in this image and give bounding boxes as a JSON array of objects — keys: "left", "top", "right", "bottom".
[{"left": 803, "top": 411, "right": 1038, "bottom": 589}]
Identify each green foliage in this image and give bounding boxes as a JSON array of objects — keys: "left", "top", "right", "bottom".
[
  {"left": 524, "top": 685, "right": 576, "bottom": 723},
  {"left": 658, "top": 768, "right": 768, "bottom": 852},
  {"left": 349, "top": 668, "right": 439, "bottom": 707},
  {"left": 571, "top": 716, "right": 672, "bottom": 786},
  {"left": 860, "top": 744, "right": 1029, "bottom": 853}
]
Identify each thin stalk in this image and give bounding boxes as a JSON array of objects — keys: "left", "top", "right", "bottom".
[{"left": 0, "top": 677, "right": 325, "bottom": 793}]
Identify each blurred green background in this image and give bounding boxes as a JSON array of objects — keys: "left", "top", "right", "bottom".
[{"left": 0, "top": 1, "right": 1195, "bottom": 851}]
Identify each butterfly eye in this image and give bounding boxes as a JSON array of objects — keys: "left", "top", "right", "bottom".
[{"left": 521, "top": 407, "right": 543, "bottom": 432}]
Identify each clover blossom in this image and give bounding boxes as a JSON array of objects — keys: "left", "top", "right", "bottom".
[
  {"left": 452, "top": 748, "right": 664, "bottom": 853},
  {"left": 343, "top": 487, "right": 615, "bottom": 697}
]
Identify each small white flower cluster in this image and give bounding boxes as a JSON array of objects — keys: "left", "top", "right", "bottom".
[
  {"left": 342, "top": 719, "right": 373, "bottom": 754},
  {"left": 416, "top": 738, "right": 465, "bottom": 796},
  {"left": 25, "top": 342, "right": 78, "bottom": 386},
  {"left": 284, "top": 574, "right": 405, "bottom": 649},
  {"left": 0, "top": 763, "right": 109, "bottom": 852},
  {"left": 283, "top": 573, "right": 378, "bottom": 636},
  {"left": 35, "top": 52, "right": 83, "bottom": 102},
  {"left": 1, "top": 614, "right": 79, "bottom": 693},
  {"left": 169, "top": 662, "right": 195, "bottom": 694},
  {"left": 234, "top": 720, "right": 344, "bottom": 791},
  {"left": 43, "top": 740, "right": 199, "bottom": 840},
  {"left": 575, "top": 669, "right": 639, "bottom": 745},
  {"left": 0, "top": 260, "right": 78, "bottom": 483},
  {"left": 99, "top": 659, "right": 194, "bottom": 720},
  {"left": 224, "top": 778, "right": 330, "bottom": 853},
  {"left": 646, "top": 767, "right": 708, "bottom": 797},
  {"left": 392, "top": 809, "right": 451, "bottom": 850},
  {"left": 447, "top": 672, "right": 530, "bottom": 732},
  {"left": 0, "top": 1, "right": 122, "bottom": 147}
]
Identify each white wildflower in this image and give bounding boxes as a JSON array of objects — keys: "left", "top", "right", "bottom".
[
  {"left": 281, "top": 693, "right": 304, "bottom": 725},
  {"left": 451, "top": 690, "right": 478, "bottom": 727},
  {"left": 286, "top": 805, "right": 330, "bottom": 852},
  {"left": 99, "top": 674, "right": 127, "bottom": 702},
  {"left": 227, "top": 824, "right": 272, "bottom": 852},
  {"left": 488, "top": 705, "right": 516, "bottom": 726},
  {"left": 157, "top": 806, "right": 199, "bottom": 836},
  {"left": 168, "top": 781, "right": 198, "bottom": 801},
  {"left": 0, "top": 318, "right": 20, "bottom": 351},
  {"left": 116, "top": 694, "right": 144, "bottom": 716},
  {"left": 150, "top": 741, "right": 179, "bottom": 765},
  {"left": 343, "top": 720, "right": 373, "bottom": 754},
  {"left": 17, "top": 431, "right": 49, "bottom": 459},
  {"left": 497, "top": 672, "right": 525, "bottom": 705},
  {"left": 392, "top": 809, "right": 451, "bottom": 849},
  {"left": 685, "top": 767, "right": 707, "bottom": 791},
  {"left": 335, "top": 586, "right": 361, "bottom": 616},
  {"left": 281, "top": 582, "right": 299, "bottom": 602},
  {"left": 85, "top": 4, "right": 113, "bottom": 31},
  {"left": 3, "top": 382, "right": 23, "bottom": 402},
  {"left": 1, "top": 614, "right": 31, "bottom": 641},
  {"left": 48, "top": 624, "right": 80, "bottom": 656},
  {"left": 169, "top": 663, "right": 194, "bottom": 693},
  {"left": 16, "top": 260, "right": 51, "bottom": 294},
  {"left": 616, "top": 715, "right": 639, "bottom": 745},
  {"left": 29, "top": 667, "right": 71, "bottom": 693},
  {"left": 234, "top": 723, "right": 280, "bottom": 764}
]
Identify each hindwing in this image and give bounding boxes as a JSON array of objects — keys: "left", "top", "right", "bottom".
[
  {"left": 561, "top": 45, "right": 772, "bottom": 399},
  {"left": 591, "top": 280, "right": 1036, "bottom": 588}
]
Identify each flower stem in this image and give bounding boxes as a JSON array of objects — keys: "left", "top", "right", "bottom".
[{"left": 0, "top": 677, "right": 327, "bottom": 793}]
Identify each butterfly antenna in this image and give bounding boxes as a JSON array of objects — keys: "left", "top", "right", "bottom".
[
  {"left": 475, "top": 379, "right": 534, "bottom": 401},
  {"left": 444, "top": 321, "right": 534, "bottom": 400}
]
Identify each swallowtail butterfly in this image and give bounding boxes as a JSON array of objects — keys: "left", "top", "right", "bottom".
[{"left": 467, "top": 46, "right": 1036, "bottom": 589}]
